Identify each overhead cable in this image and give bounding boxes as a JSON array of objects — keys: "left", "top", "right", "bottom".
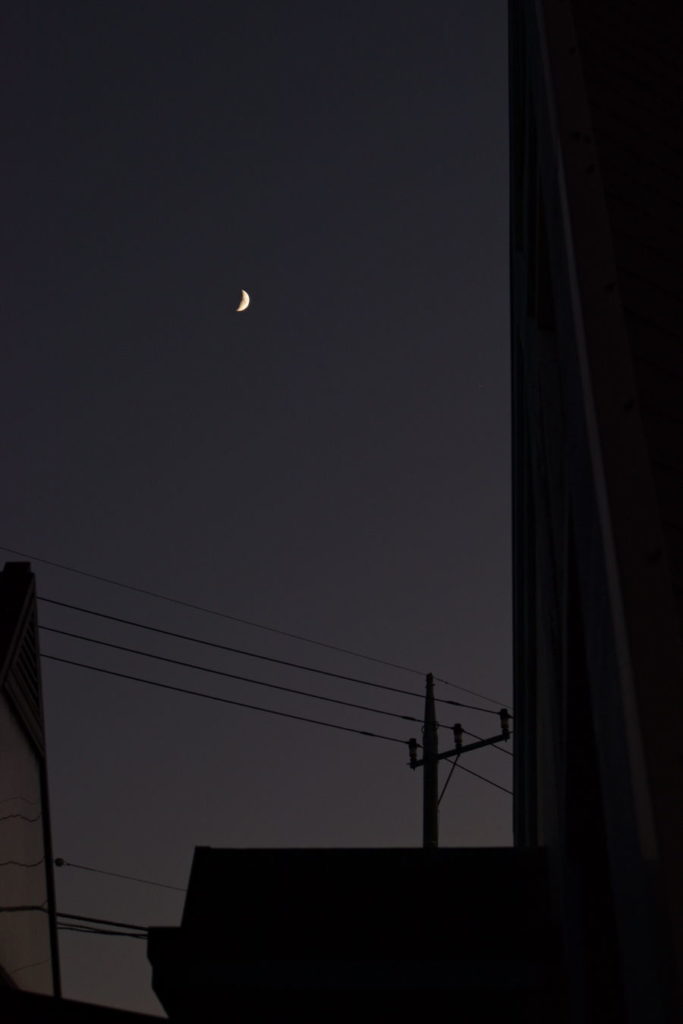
[
  {"left": 58, "top": 925, "right": 146, "bottom": 940},
  {"left": 42, "top": 655, "right": 407, "bottom": 745},
  {"left": 38, "top": 611, "right": 502, "bottom": 715},
  {"left": 54, "top": 858, "right": 186, "bottom": 892},
  {"left": 57, "top": 911, "right": 147, "bottom": 931},
  {"left": 438, "top": 754, "right": 460, "bottom": 805},
  {"left": 444, "top": 758, "right": 513, "bottom": 795},
  {"left": 0, "top": 544, "right": 506, "bottom": 706},
  {"left": 5, "top": 546, "right": 431, "bottom": 673},
  {"left": 0, "top": 858, "right": 44, "bottom": 869},
  {"left": 40, "top": 635, "right": 426, "bottom": 727},
  {"left": 463, "top": 728, "right": 514, "bottom": 757}
]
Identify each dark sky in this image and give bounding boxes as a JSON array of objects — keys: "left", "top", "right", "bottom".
[{"left": 3, "top": 1, "right": 509, "bottom": 1014}]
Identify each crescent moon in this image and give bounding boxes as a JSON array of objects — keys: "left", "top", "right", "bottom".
[{"left": 236, "top": 289, "right": 250, "bottom": 312}]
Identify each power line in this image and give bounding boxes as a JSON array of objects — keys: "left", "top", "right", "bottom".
[
  {"left": 38, "top": 605, "right": 502, "bottom": 715},
  {"left": 40, "top": 622, "right": 499, "bottom": 720},
  {"left": 44, "top": 655, "right": 514, "bottom": 779},
  {"left": 58, "top": 925, "right": 146, "bottom": 940},
  {"left": 42, "top": 654, "right": 407, "bottom": 745},
  {"left": 54, "top": 858, "right": 186, "bottom": 892},
  {"left": 438, "top": 754, "right": 460, "bottom": 806},
  {"left": 40, "top": 632, "right": 426, "bottom": 728},
  {"left": 1, "top": 544, "right": 507, "bottom": 706},
  {"left": 36, "top": 599, "right": 423, "bottom": 702},
  {"left": 5, "top": 545, "right": 431, "bottom": 674},
  {"left": 57, "top": 909, "right": 148, "bottom": 937},
  {"left": 437, "top": 676, "right": 505, "bottom": 705},
  {"left": 463, "top": 728, "right": 514, "bottom": 757},
  {"left": 57, "top": 911, "right": 147, "bottom": 932},
  {"left": 57, "top": 912, "right": 148, "bottom": 940},
  {"left": 0, "top": 905, "right": 151, "bottom": 938},
  {"left": 443, "top": 758, "right": 513, "bottom": 795}
]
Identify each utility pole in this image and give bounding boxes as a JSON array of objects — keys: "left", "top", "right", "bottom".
[
  {"left": 422, "top": 673, "right": 439, "bottom": 849},
  {"left": 408, "top": 678, "right": 511, "bottom": 848}
]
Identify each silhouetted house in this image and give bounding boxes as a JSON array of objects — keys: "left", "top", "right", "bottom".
[
  {"left": 510, "top": 1, "right": 683, "bottom": 1021},
  {"left": 0, "top": 561, "right": 162, "bottom": 1022},
  {"left": 148, "top": 846, "right": 563, "bottom": 1021},
  {"left": 0, "top": 563, "right": 60, "bottom": 995}
]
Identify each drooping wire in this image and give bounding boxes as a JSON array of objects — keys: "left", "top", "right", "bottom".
[
  {"left": 0, "top": 811, "right": 41, "bottom": 823},
  {"left": 42, "top": 655, "right": 407, "bottom": 745},
  {"left": 0, "top": 858, "right": 45, "bottom": 869},
  {"left": 0, "top": 545, "right": 506, "bottom": 706}
]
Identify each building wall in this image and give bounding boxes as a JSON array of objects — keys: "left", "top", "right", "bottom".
[
  {"left": 568, "top": 3, "right": 683, "bottom": 634},
  {"left": 149, "top": 846, "right": 564, "bottom": 1022},
  {"left": 0, "top": 690, "right": 51, "bottom": 990},
  {"left": 0, "top": 564, "right": 59, "bottom": 994},
  {"left": 510, "top": 2, "right": 683, "bottom": 1020}
]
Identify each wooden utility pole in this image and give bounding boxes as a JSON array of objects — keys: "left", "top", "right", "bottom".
[
  {"left": 422, "top": 672, "right": 439, "bottom": 849},
  {"left": 408, "top": 677, "right": 511, "bottom": 848}
]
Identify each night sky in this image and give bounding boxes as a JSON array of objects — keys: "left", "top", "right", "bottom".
[{"left": 3, "top": 1, "right": 510, "bottom": 1014}]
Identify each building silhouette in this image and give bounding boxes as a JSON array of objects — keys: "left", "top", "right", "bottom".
[
  {"left": 0, "top": 563, "right": 60, "bottom": 996},
  {"left": 510, "top": 1, "right": 683, "bottom": 1020},
  {"left": 148, "top": 846, "right": 563, "bottom": 1021},
  {"left": 0, "top": 563, "right": 159, "bottom": 1022}
]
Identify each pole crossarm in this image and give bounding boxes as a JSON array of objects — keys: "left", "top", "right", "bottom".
[
  {"left": 410, "top": 732, "right": 508, "bottom": 768},
  {"left": 408, "top": 683, "right": 510, "bottom": 846}
]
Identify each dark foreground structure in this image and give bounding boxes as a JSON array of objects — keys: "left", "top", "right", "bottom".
[
  {"left": 0, "top": 989, "right": 161, "bottom": 1024},
  {"left": 149, "top": 846, "right": 563, "bottom": 1021},
  {"left": 0, "top": 563, "right": 60, "bottom": 995},
  {"left": 510, "top": 0, "right": 683, "bottom": 1021},
  {"left": 0, "top": 563, "right": 159, "bottom": 1022}
]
